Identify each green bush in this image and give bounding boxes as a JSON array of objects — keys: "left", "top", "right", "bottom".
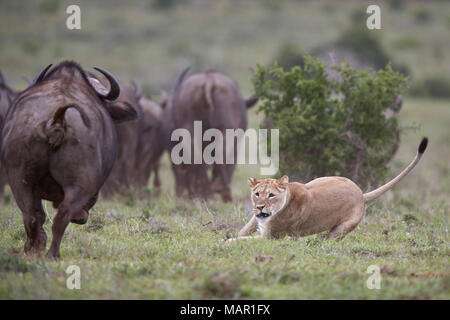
[{"left": 252, "top": 56, "right": 407, "bottom": 189}]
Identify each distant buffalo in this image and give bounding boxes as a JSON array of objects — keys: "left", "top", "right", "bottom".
[
  {"left": 134, "top": 94, "right": 165, "bottom": 194},
  {"left": 0, "top": 71, "right": 18, "bottom": 198},
  {"left": 0, "top": 61, "right": 136, "bottom": 258},
  {"left": 90, "top": 76, "right": 164, "bottom": 199},
  {"left": 95, "top": 78, "right": 143, "bottom": 198},
  {"left": 164, "top": 68, "right": 258, "bottom": 201}
]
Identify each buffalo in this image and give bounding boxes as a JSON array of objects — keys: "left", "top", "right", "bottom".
[
  {"left": 164, "top": 68, "right": 258, "bottom": 201},
  {"left": 97, "top": 79, "right": 143, "bottom": 198},
  {"left": 91, "top": 76, "right": 164, "bottom": 199},
  {"left": 0, "top": 61, "right": 136, "bottom": 258},
  {"left": 134, "top": 94, "right": 165, "bottom": 194},
  {"left": 0, "top": 71, "right": 18, "bottom": 198}
]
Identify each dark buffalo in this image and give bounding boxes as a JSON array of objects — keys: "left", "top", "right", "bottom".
[
  {"left": 0, "top": 71, "right": 19, "bottom": 198},
  {"left": 164, "top": 68, "right": 258, "bottom": 201},
  {"left": 0, "top": 71, "right": 18, "bottom": 122},
  {"left": 0, "top": 61, "right": 136, "bottom": 258},
  {"left": 97, "top": 79, "right": 143, "bottom": 198},
  {"left": 134, "top": 94, "right": 165, "bottom": 194}
]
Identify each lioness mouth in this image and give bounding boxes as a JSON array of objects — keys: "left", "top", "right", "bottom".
[{"left": 256, "top": 212, "right": 271, "bottom": 219}]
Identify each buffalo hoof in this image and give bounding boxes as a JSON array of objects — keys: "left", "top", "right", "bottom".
[
  {"left": 220, "top": 188, "right": 232, "bottom": 202},
  {"left": 70, "top": 209, "right": 89, "bottom": 225},
  {"left": 210, "top": 179, "right": 224, "bottom": 193},
  {"left": 46, "top": 250, "right": 59, "bottom": 260}
]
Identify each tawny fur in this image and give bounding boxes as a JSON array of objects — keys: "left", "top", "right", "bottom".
[{"left": 229, "top": 138, "right": 428, "bottom": 242}]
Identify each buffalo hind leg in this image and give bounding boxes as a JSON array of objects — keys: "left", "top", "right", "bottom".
[
  {"left": 47, "top": 187, "right": 91, "bottom": 259},
  {"left": 211, "top": 163, "right": 234, "bottom": 202},
  {"left": 0, "top": 167, "right": 7, "bottom": 200},
  {"left": 8, "top": 179, "right": 47, "bottom": 255},
  {"left": 30, "top": 199, "right": 47, "bottom": 253},
  {"left": 22, "top": 198, "right": 47, "bottom": 255},
  {"left": 70, "top": 192, "right": 98, "bottom": 225},
  {"left": 196, "top": 166, "right": 211, "bottom": 200},
  {"left": 153, "top": 162, "right": 161, "bottom": 188},
  {"left": 172, "top": 164, "right": 186, "bottom": 197},
  {"left": 151, "top": 162, "right": 161, "bottom": 197}
]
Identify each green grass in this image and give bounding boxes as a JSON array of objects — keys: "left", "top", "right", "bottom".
[
  {"left": 0, "top": 98, "right": 448, "bottom": 299},
  {"left": 0, "top": 0, "right": 449, "bottom": 299}
]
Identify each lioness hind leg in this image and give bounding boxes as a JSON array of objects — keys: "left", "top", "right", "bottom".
[
  {"left": 327, "top": 220, "right": 360, "bottom": 240},
  {"left": 327, "top": 207, "right": 364, "bottom": 240}
]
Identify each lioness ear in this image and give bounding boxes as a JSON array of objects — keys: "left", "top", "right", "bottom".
[
  {"left": 248, "top": 177, "right": 258, "bottom": 188},
  {"left": 278, "top": 175, "right": 289, "bottom": 186}
]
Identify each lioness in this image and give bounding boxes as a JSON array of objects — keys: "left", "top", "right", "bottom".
[{"left": 229, "top": 138, "right": 428, "bottom": 241}]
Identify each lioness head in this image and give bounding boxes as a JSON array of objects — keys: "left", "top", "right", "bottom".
[{"left": 248, "top": 176, "right": 290, "bottom": 220}]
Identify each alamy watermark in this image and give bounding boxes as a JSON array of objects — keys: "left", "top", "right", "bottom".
[
  {"left": 170, "top": 121, "right": 279, "bottom": 175},
  {"left": 66, "top": 5, "right": 81, "bottom": 30},
  {"left": 366, "top": 5, "right": 381, "bottom": 30},
  {"left": 66, "top": 265, "right": 81, "bottom": 290},
  {"left": 366, "top": 265, "right": 381, "bottom": 290}
]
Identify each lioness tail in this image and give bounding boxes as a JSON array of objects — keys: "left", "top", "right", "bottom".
[{"left": 363, "top": 137, "right": 428, "bottom": 202}]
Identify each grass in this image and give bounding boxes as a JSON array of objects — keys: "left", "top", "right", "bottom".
[
  {"left": 0, "top": 98, "right": 448, "bottom": 299},
  {"left": 0, "top": 0, "right": 448, "bottom": 299}
]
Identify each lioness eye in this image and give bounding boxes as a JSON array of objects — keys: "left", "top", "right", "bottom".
[
  {"left": 268, "top": 193, "right": 275, "bottom": 198},
  {"left": 255, "top": 192, "right": 259, "bottom": 197}
]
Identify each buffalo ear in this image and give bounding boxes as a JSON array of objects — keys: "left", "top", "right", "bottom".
[
  {"left": 245, "top": 96, "right": 258, "bottom": 109},
  {"left": 248, "top": 177, "right": 259, "bottom": 188},
  {"left": 106, "top": 101, "right": 137, "bottom": 124},
  {"left": 277, "top": 175, "right": 289, "bottom": 187}
]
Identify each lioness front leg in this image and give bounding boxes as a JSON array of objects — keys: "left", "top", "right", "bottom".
[
  {"left": 238, "top": 215, "right": 258, "bottom": 237},
  {"left": 224, "top": 216, "right": 261, "bottom": 242},
  {"left": 225, "top": 235, "right": 263, "bottom": 243}
]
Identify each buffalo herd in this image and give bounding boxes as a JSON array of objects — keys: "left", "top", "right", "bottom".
[{"left": 0, "top": 61, "right": 257, "bottom": 258}]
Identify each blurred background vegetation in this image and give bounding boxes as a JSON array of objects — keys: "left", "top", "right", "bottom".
[
  {"left": 253, "top": 59, "right": 407, "bottom": 188},
  {"left": 0, "top": 0, "right": 449, "bottom": 99},
  {"left": 0, "top": 0, "right": 448, "bottom": 193},
  {"left": 0, "top": 0, "right": 448, "bottom": 300}
]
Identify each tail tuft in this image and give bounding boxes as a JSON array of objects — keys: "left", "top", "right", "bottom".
[{"left": 418, "top": 137, "right": 428, "bottom": 154}]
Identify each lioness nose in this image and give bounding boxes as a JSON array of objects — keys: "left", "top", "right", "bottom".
[{"left": 257, "top": 205, "right": 265, "bottom": 210}]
